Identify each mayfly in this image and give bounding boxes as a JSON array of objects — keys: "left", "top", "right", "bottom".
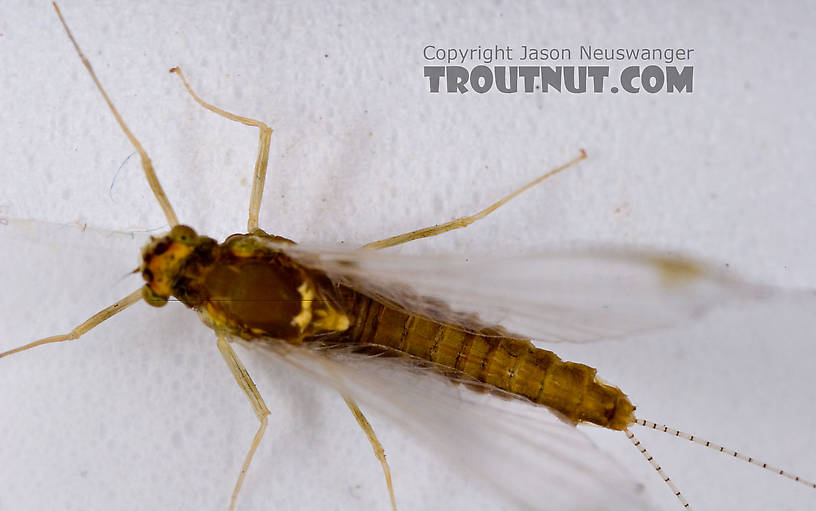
[{"left": 2, "top": 4, "right": 815, "bottom": 511}]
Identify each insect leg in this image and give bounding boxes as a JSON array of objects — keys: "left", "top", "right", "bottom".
[
  {"left": 342, "top": 395, "right": 398, "bottom": 511},
  {"left": 216, "top": 336, "right": 271, "bottom": 511},
  {"left": 363, "top": 150, "right": 587, "bottom": 250},
  {"left": 169, "top": 67, "right": 273, "bottom": 232},
  {"left": 0, "top": 288, "right": 142, "bottom": 359},
  {"left": 53, "top": 3, "right": 179, "bottom": 227}
]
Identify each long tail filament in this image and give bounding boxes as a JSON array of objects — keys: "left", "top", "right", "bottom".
[
  {"left": 625, "top": 428, "right": 691, "bottom": 509},
  {"left": 630, "top": 417, "right": 816, "bottom": 510},
  {"left": 636, "top": 418, "right": 816, "bottom": 489}
]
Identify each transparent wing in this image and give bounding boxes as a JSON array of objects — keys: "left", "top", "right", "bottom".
[
  {"left": 280, "top": 242, "right": 764, "bottom": 344},
  {"left": 0, "top": 216, "right": 154, "bottom": 258},
  {"left": 240, "top": 337, "right": 655, "bottom": 511}
]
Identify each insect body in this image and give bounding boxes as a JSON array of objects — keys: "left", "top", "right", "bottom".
[
  {"left": 143, "top": 224, "right": 635, "bottom": 430},
  {"left": 341, "top": 288, "right": 635, "bottom": 430},
  {"left": 3, "top": 4, "right": 815, "bottom": 511}
]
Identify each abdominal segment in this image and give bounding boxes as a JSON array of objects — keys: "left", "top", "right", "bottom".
[{"left": 339, "top": 287, "right": 635, "bottom": 431}]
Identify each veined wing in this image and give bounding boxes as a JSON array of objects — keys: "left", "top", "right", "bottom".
[
  {"left": 0, "top": 216, "right": 154, "bottom": 258},
  {"left": 281, "top": 243, "right": 765, "bottom": 344},
  {"left": 241, "top": 337, "right": 655, "bottom": 511}
]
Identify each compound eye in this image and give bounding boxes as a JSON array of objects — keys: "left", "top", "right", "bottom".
[
  {"left": 142, "top": 285, "right": 169, "bottom": 308},
  {"left": 170, "top": 224, "right": 197, "bottom": 244}
]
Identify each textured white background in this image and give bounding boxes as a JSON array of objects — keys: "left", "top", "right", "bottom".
[{"left": 1, "top": 1, "right": 815, "bottom": 510}]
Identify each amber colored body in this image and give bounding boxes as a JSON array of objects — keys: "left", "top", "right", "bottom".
[
  {"left": 340, "top": 289, "right": 635, "bottom": 430},
  {"left": 142, "top": 229, "right": 635, "bottom": 432}
]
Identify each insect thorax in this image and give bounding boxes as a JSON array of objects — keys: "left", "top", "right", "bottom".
[{"left": 140, "top": 226, "right": 349, "bottom": 342}]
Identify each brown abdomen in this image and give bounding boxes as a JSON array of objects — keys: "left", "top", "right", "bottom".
[{"left": 340, "top": 288, "right": 635, "bottom": 431}]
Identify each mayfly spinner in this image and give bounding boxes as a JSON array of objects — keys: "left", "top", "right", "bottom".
[{"left": 2, "top": 4, "right": 814, "bottom": 511}]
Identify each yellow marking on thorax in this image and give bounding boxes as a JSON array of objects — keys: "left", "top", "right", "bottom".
[
  {"left": 291, "top": 281, "right": 314, "bottom": 331},
  {"left": 314, "top": 307, "right": 350, "bottom": 332},
  {"left": 291, "top": 280, "right": 350, "bottom": 334},
  {"left": 229, "top": 244, "right": 257, "bottom": 258},
  {"left": 203, "top": 301, "right": 232, "bottom": 331}
]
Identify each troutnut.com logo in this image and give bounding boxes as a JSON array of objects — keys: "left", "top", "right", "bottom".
[{"left": 423, "top": 45, "right": 694, "bottom": 94}]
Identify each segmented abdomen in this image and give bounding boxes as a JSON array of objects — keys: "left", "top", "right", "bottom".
[{"left": 340, "top": 288, "right": 635, "bottom": 431}]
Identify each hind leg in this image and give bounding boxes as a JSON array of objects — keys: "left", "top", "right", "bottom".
[{"left": 343, "top": 395, "right": 397, "bottom": 511}]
